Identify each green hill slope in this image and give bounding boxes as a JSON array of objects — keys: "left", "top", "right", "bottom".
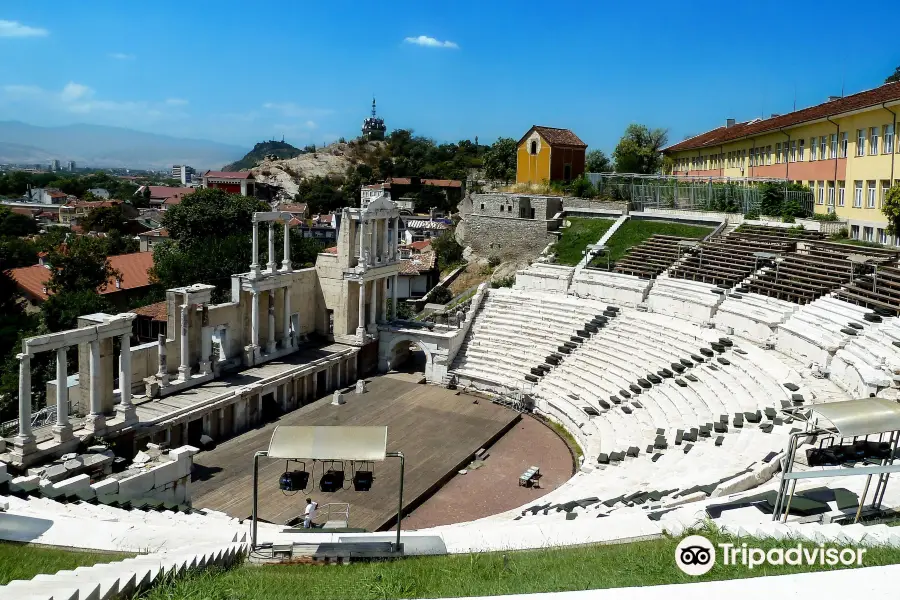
[{"left": 222, "top": 140, "right": 302, "bottom": 171}]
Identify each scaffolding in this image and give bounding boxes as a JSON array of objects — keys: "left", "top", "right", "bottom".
[{"left": 585, "top": 173, "right": 815, "bottom": 217}]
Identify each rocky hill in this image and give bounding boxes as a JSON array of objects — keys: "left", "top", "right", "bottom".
[
  {"left": 247, "top": 140, "right": 386, "bottom": 200},
  {"left": 222, "top": 140, "right": 303, "bottom": 171}
]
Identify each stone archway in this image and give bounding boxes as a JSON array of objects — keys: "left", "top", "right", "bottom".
[{"left": 380, "top": 334, "right": 434, "bottom": 379}]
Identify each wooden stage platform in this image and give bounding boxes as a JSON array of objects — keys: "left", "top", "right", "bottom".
[{"left": 191, "top": 373, "right": 520, "bottom": 532}]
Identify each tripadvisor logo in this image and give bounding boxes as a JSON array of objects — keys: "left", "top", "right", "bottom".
[{"left": 675, "top": 534, "right": 867, "bottom": 576}]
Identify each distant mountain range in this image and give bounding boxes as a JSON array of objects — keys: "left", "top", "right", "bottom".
[
  {"left": 0, "top": 121, "right": 245, "bottom": 170},
  {"left": 222, "top": 140, "right": 302, "bottom": 171}
]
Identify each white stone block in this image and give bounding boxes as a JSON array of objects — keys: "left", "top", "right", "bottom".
[
  {"left": 118, "top": 470, "right": 155, "bottom": 498},
  {"left": 54, "top": 474, "right": 92, "bottom": 496},
  {"left": 151, "top": 459, "right": 182, "bottom": 490},
  {"left": 10, "top": 474, "right": 40, "bottom": 492},
  {"left": 0, "top": 462, "right": 9, "bottom": 485},
  {"left": 91, "top": 477, "right": 119, "bottom": 498}
]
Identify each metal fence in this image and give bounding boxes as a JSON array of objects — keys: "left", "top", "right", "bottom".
[{"left": 585, "top": 173, "right": 814, "bottom": 216}]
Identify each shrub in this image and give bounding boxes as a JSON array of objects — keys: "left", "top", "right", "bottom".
[
  {"left": 811, "top": 211, "right": 839, "bottom": 222},
  {"left": 883, "top": 184, "right": 900, "bottom": 236},
  {"left": 570, "top": 175, "right": 595, "bottom": 198},
  {"left": 488, "top": 255, "right": 501, "bottom": 268},
  {"left": 744, "top": 209, "right": 760, "bottom": 220},
  {"left": 491, "top": 275, "right": 515, "bottom": 288},
  {"left": 429, "top": 286, "right": 453, "bottom": 305}
]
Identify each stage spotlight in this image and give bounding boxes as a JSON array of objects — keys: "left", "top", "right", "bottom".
[
  {"left": 279, "top": 470, "right": 309, "bottom": 491},
  {"left": 320, "top": 465, "right": 345, "bottom": 492},
  {"left": 353, "top": 470, "right": 374, "bottom": 491}
]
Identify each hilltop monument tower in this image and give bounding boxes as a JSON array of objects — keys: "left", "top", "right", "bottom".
[{"left": 361, "top": 97, "right": 386, "bottom": 141}]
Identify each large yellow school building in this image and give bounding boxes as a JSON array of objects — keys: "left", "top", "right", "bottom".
[{"left": 664, "top": 81, "right": 900, "bottom": 244}]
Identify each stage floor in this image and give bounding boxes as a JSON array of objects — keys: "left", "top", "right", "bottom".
[{"left": 191, "top": 372, "right": 520, "bottom": 531}]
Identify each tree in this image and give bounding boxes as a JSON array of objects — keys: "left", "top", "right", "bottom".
[
  {"left": 482, "top": 137, "right": 517, "bottom": 183},
  {"left": 571, "top": 175, "right": 595, "bottom": 198},
  {"left": 612, "top": 124, "right": 669, "bottom": 174},
  {"left": 413, "top": 185, "right": 448, "bottom": 213},
  {"left": 430, "top": 229, "right": 464, "bottom": 267},
  {"left": 430, "top": 285, "right": 453, "bottom": 305},
  {"left": 0, "top": 206, "right": 39, "bottom": 237},
  {"left": 162, "top": 188, "right": 268, "bottom": 243},
  {"left": 0, "top": 236, "right": 38, "bottom": 269},
  {"left": 883, "top": 184, "right": 900, "bottom": 236},
  {"left": 294, "top": 176, "right": 347, "bottom": 215},
  {"left": 585, "top": 149, "right": 612, "bottom": 173},
  {"left": 45, "top": 235, "right": 120, "bottom": 295},
  {"left": 41, "top": 289, "right": 113, "bottom": 333},
  {"left": 81, "top": 205, "right": 128, "bottom": 233},
  {"left": 886, "top": 66, "right": 900, "bottom": 84}
]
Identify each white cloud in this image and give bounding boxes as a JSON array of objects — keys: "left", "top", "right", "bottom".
[
  {"left": 60, "top": 82, "right": 93, "bottom": 102},
  {"left": 0, "top": 20, "right": 48, "bottom": 38},
  {"left": 165, "top": 98, "right": 189, "bottom": 106},
  {"left": 305, "top": 120, "right": 317, "bottom": 129},
  {"left": 1, "top": 84, "right": 42, "bottom": 96},
  {"left": 108, "top": 52, "right": 135, "bottom": 60},
  {"left": 262, "top": 102, "right": 334, "bottom": 118},
  {"left": 403, "top": 35, "right": 458, "bottom": 49}
]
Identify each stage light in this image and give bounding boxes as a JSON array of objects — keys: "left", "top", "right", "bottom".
[
  {"left": 279, "top": 470, "right": 309, "bottom": 491},
  {"left": 320, "top": 462, "right": 345, "bottom": 492},
  {"left": 353, "top": 470, "right": 374, "bottom": 491}
]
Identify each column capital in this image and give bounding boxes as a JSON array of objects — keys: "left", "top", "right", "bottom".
[{"left": 16, "top": 352, "right": 33, "bottom": 361}]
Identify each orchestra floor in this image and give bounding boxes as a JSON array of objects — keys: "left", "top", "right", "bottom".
[{"left": 191, "top": 372, "right": 520, "bottom": 532}]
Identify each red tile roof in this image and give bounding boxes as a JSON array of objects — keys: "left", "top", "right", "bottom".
[
  {"left": 665, "top": 81, "right": 900, "bottom": 153},
  {"left": 407, "top": 240, "right": 432, "bottom": 251},
  {"left": 9, "top": 251, "right": 155, "bottom": 301},
  {"left": 64, "top": 200, "right": 122, "bottom": 209},
  {"left": 132, "top": 300, "right": 168, "bottom": 321},
  {"left": 144, "top": 186, "right": 194, "bottom": 201},
  {"left": 316, "top": 214, "right": 334, "bottom": 224},
  {"left": 9, "top": 207, "right": 38, "bottom": 217},
  {"left": 518, "top": 126, "right": 587, "bottom": 148},
  {"left": 278, "top": 203, "right": 308, "bottom": 214},
  {"left": 204, "top": 171, "right": 254, "bottom": 180},
  {"left": 288, "top": 217, "right": 302, "bottom": 227},
  {"left": 48, "top": 190, "right": 68, "bottom": 199},
  {"left": 399, "top": 251, "right": 436, "bottom": 275},
  {"left": 139, "top": 227, "right": 169, "bottom": 238},
  {"left": 385, "top": 177, "right": 462, "bottom": 188}
]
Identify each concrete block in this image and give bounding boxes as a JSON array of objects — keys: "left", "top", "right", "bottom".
[
  {"left": 54, "top": 474, "right": 92, "bottom": 496},
  {"left": 151, "top": 459, "right": 181, "bottom": 489},
  {"left": 0, "top": 462, "right": 9, "bottom": 485},
  {"left": 10, "top": 474, "right": 40, "bottom": 492},
  {"left": 332, "top": 390, "right": 345, "bottom": 405},
  {"left": 118, "top": 470, "right": 155, "bottom": 498}
]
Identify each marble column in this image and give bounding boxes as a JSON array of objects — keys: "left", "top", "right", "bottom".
[
  {"left": 118, "top": 334, "right": 135, "bottom": 420},
  {"left": 14, "top": 352, "right": 35, "bottom": 451},
  {"left": 52, "top": 346, "right": 72, "bottom": 441},
  {"left": 282, "top": 221, "right": 292, "bottom": 272},
  {"left": 250, "top": 291, "right": 260, "bottom": 349},
  {"left": 156, "top": 333, "right": 169, "bottom": 385},
  {"left": 382, "top": 218, "right": 389, "bottom": 261},
  {"left": 357, "top": 280, "right": 366, "bottom": 338},
  {"left": 250, "top": 221, "right": 260, "bottom": 278},
  {"left": 371, "top": 218, "right": 379, "bottom": 263},
  {"left": 200, "top": 322, "right": 212, "bottom": 375},
  {"left": 282, "top": 287, "right": 292, "bottom": 348},
  {"left": 391, "top": 274, "right": 399, "bottom": 320},
  {"left": 266, "top": 291, "right": 276, "bottom": 354},
  {"left": 393, "top": 217, "right": 400, "bottom": 259},
  {"left": 266, "top": 223, "right": 276, "bottom": 273},
  {"left": 178, "top": 303, "right": 190, "bottom": 380},
  {"left": 85, "top": 340, "right": 105, "bottom": 432},
  {"left": 369, "top": 278, "right": 378, "bottom": 326},
  {"left": 358, "top": 219, "right": 366, "bottom": 265},
  {"left": 379, "top": 278, "right": 388, "bottom": 322}
]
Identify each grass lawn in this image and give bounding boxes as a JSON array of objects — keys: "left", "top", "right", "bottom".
[
  {"left": 139, "top": 530, "right": 900, "bottom": 600},
  {"left": 553, "top": 218, "right": 615, "bottom": 265},
  {"left": 826, "top": 237, "right": 891, "bottom": 250},
  {"left": 592, "top": 220, "right": 713, "bottom": 267},
  {"left": 0, "top": 542, "right": 132, "bottom": 586}
]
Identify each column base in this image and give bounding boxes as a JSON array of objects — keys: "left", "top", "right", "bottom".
[
  {"left": 356, "top": 327, "right": 367, "bottom": 342},
  {"left": 51, "top": 424, "right": 74, "bottom": 443},
  {"left": 12, "top": 433, "right": 37, "bottom": 456},
  {"left": 116, "top": 404, "right": 138, "bottom": 424},
  {"left": 244, "top": 344, "right": 261, "bottom": 367},
  {"left": 281, "top": 337, "right": 293, "bottom": 350},
  {"left": 200, "top": 360, "right": 212, "bottom": 376},
  {"left": 84, "top": 413, "right": 106, "bottom": 434},
  {"left": 265, "top": 341, "right": 276, "bottom": 354},
  {"left": 177, "top": 366, "right": 190, "bottom": 382}
]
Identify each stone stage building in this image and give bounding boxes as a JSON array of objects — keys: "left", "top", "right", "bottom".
[{"left": 2, "top": 196, "right": 481, "bottom": 470}]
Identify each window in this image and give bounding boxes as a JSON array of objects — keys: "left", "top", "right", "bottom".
[
  {"left": 864, "top": 226, "right": 874, "bottom": 242},
  {"left": 530, "top": 140, "right": 537, "bottom": 155},
  {"left": 854, "top": 180, "right": 863, "bottom": 207},
  {"left": 885, "top": 124, "right": 895, "bottom": 154},
  {"left": 867, "top": 180, "right": 877, "bottom": 208},
  {"left": 817, "top": 181, "right": 825, "bottom": 205},
  {"left": 807, "top": 137, "right": 814, "bottom": 161},
  {"left": 879, "top": 228, "right": 888, "bottom": 244},
  {"left": 870, "top": 127, "right": 879, "bottom": 155},
  {"left": 857, "top": 129, "right": 865, "bottom": 156},
  {"left": 883, "top": 180, "right": 892, "bottom": 208},
  {"left": 840, "top": 132, "right": 848, "bottom": 158},
  {"left": 480, "top": 203, "right": 484, "bottom": 210},
  {"left": 790, "top": 140, "right": 797, "bottom": 162},
  {"left": 819, "top": 136, "right": 826, "bottom": 160},
  {"left": 850, "top": 225, "right": 860, "bottom": 239},
  {"left": 830, "top": 134, "right": 837, "bottom": 159},
  {"left": 775, "top": 142, "right": 782, "bottom": 163},
  {"left": 827, "top": 183, "right": 835, "bottom": 206},
  {"left": 782, "top": 144, "right": 789, "bottom": 163},
  {"left": 765, "top": 145, "right": 772, "bottom": 165}
]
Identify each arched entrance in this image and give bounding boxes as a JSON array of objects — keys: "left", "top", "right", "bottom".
[{"left": 380, "top": 334, "right": 433, "bottom": 379}]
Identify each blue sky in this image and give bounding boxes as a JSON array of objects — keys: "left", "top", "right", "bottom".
[{"left": 0, "top": 0, "right": 897, "bottom": 152}]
